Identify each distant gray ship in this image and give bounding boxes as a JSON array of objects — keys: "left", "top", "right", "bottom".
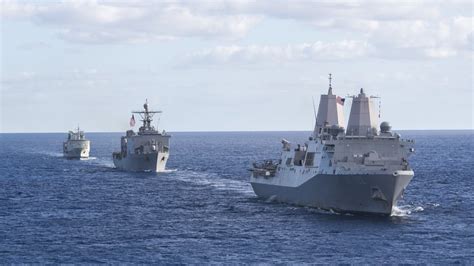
[
  {"left": 250, "top": 75, "right": 415, "bottom": 215},
  {"left": 113, "top": 100, "right": 171, "bottom": 172},
  {"left": 63, "top": 127, "right": 90, "bottom": 159}
]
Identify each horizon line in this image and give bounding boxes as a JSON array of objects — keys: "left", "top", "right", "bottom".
[{"left": 1, "top": 129, "right": 473, "bottom": 134}]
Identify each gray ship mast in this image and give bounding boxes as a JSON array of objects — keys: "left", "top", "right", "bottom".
[
  {"left": 132, "top": 99, "right": 162, "bottom": 134},
  {"left": 346, "top": 88, "right": 379, "bottom": 136},
  {"left": 313, "top": 73, "right": 345, "bottom": 138}
]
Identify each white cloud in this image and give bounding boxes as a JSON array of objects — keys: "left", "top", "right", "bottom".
[
  {"left": 1, "top": 0, "right": 472, "bottom": 59},
  {"left": 187, "top": 40, "right": 373, "bottom": 64},
  {"left": 1, "top": 0, "right": 261, "bottom": 43},
  {"left": 190, "top": 0, "right": 473, "bottom": 60},
  {"left": 367, "top": 16, "right": 473, "bottom": 58}
]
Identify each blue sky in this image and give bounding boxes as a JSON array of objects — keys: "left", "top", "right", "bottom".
[{"left": 1, "top": 0, "right": 473, "bottom": 133}]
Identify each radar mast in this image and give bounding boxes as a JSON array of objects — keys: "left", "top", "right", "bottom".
[
  {"left": 328, "top": 73, "right": 333, "bottom": 95},
  {"left": 132, "top": 99, "right": 162, "bottom": 133}
]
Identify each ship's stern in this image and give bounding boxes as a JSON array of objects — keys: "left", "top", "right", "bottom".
[
  {"left": 63, "top": 140, "right": 90, "bottom": 159},
  {"left": 113, "top": 152, "right": 169, "bottom": 172}
]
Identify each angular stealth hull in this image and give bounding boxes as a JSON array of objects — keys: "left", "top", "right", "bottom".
[
  {"left": 251, "top": 171, "right": 414, "bottom": 215},
  {"left": 113, "top": 152, "right": 168, "bottom": 172}
]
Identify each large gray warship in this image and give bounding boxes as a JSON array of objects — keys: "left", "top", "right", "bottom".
[
  {"left": 250, "top": 75, "right": 415, "bottom": 215},
  {"left": 63, "top": 127, "right": 90, "bottom": 159},
  {"left": 113, "top": 100, "right": 171, "bottom": 172}
]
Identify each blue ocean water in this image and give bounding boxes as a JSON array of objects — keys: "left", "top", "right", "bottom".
[{"left": 0, "top": 131, "right": 473, "bottom": 263}]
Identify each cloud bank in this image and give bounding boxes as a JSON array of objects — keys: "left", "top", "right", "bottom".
[
  {"left": 188, "top": 41, "right": 373, "bottom": 64},
  {"left": 2, "top": 0, "right": 472, "bottom": 60},
  {"left": 1, "top": 0, "right": 262, "bottom": 43}
]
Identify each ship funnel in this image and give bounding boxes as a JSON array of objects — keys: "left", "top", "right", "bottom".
[
  {"left": 346, "top": 88, "right": 378, "bottom": 136},
  {"left": 313, "top": 74, "right": 345, "bottom": 137}
]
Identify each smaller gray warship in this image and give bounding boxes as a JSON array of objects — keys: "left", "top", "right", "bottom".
[
  {"left": 63, "top": 127, "right": 90, "bottom": 159},
  {"left": 113, "top": 100, "right": 171, "bottom": 172}
]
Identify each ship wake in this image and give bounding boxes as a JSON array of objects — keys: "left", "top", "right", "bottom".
[
  {"left": 168, "top": 170, "right": 254, "bottom": 195},
  {"left": 80, "top": 156, "right": 97, "bottom": 161},
  {"left": 30, "top": 151, "right": 64, "bottom": 158},
  {"left": 81, "top": 157, "right": 115, "bottom": 168},
  {"left": 160, "top": 169, "right": 178, "bottom": 173}
]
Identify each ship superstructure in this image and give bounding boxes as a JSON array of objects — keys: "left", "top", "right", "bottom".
[
  {"left": 63, "top": 127, "right": 90, "bottom": 159},
  {"left": 250, "top": 75, "right": 415, "bottom": 215},
  {"left": 113, "top": 100, "right": 171, "bottom": 172}
]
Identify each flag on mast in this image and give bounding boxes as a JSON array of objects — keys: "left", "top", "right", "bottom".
[
  {"left": 129, "top": 114, "right": 136, "bottom": 127},
  {"left": 336, "top": 96, "right": 345, "bottom": 105}
]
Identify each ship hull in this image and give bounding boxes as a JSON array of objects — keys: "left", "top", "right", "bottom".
[
  {"left": 113, "top": 152, "right": 168, "bottom": 172},
  {"left": 63, "top": 148, "right": 90, "bottom": 159},
  {"left": 250, "top": 171, "right": 413, "bottom": 215},
  {"left": 63, "top": 140, "right": 90, "bottom": 159}
]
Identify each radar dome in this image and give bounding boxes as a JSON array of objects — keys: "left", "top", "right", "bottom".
[{"left": 380, "top": 121, "right": 391, "bottom": 133}]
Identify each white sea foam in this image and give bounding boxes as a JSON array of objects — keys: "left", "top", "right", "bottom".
[
  {"left": 80, "top": 156, "right": 96, "bottom": 161},
  {"left": 391, "top": 205, "right": 425, "bottom": 217},
  {"left": 82, "top": 157, "right": 115, "bottom": 168},
  {"left": 161, "top": 169, "right": 178, "bottom": 173},
  {"left": 265, "top": 195, "right": 277, "bottom": 202},
  {"left": 168, "top": 170, "right": 254, "bottom": 195}
]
